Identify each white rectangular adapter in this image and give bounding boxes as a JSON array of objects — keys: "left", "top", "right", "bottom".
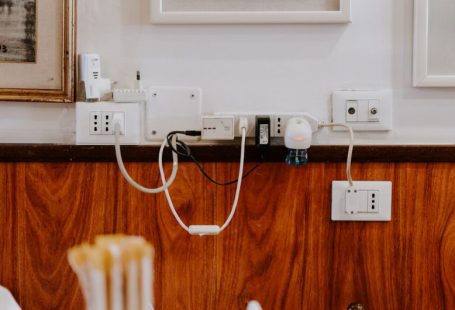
[{"left": 201, "top": 115, "right": 235, "bottom": 140}]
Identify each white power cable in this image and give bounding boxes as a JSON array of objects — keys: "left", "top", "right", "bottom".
[
  {"left": 158, "top": 126, "right": 247, "bottom": 235},
  {"left": 114, "top": 125, "right": 178, "bottom": 194},
  {"left": 319, "top": 122, "right": 355, "bottom": 187}
]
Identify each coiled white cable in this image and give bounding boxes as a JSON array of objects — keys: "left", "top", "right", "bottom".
[
  {"left": 114, "top": 125, "right": 178, "bottom": 194},
  {"left": 158, "top": 127, "right": 247, "bottom": 235},
  {"left": 319, "top": 122, "right": 355, "bottom": 187}
]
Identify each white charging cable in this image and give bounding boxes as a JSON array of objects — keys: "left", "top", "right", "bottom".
[
  {"left": 114, "top": 123, "right": 178, "bottom": 194},
  {"left": 158, "top": 119, "right": 248, "bottom": 236},
  {"left": 318, "top": 122, "right": 355, "bottom": 187}
]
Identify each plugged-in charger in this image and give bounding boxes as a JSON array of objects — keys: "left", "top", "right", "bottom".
[
  {"left": 255, "top": 116, "right": 271, "bottom": 148},
  {"left": 201, "top": 115, "right": 235, "bottom": 140}
]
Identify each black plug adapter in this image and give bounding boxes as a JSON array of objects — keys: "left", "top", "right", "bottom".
[{"left": 255, "top": 116, "right": 271, "bottom": 148}]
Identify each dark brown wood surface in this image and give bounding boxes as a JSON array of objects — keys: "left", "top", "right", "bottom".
[
  {"left": 0, "top": 144, "right": 455, "bottom": 162},
  {"left": 0, "top": 162, "right": 454, "bottom": 309}
]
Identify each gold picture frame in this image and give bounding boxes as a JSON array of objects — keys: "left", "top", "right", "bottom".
[{"left": 0, "top": 0, "right": 75, "bottom": 102}]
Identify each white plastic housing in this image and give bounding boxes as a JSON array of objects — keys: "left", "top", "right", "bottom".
[
  {"left": 76, "top": 102, "right": 141, "bottom": 145},
  {"left": 332, "top": 181, "right": 392, "bottom": 221},
  {"left": 332, "top": 90, "right": 393, "bottom": 131},
  {"left": 201, "top": 115, "right": 235, "bottom": 140},
  {"left": 188, "top": 225, "right": 221, "bottom": 236},
  {"left": 79, "top": 53, "right": 101, "bottom": 81},
  {"left": 145, "top": 86, "right": 202, "bottom": 141},
  {"left": 284, "top": 117, "right": 313, "bottom": 150}
]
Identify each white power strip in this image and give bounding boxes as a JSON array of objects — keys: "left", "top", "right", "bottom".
[{"left": 113, "top": 89, "right": 147, "bottom": 103}]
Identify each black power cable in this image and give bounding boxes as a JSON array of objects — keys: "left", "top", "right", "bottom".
[{"left": 166, "top": 131, "right": 262, "bottom": 186}]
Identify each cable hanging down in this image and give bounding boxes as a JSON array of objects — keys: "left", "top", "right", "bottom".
[
  {"left": 114, "top": 123, "right": 178, "bottom": 194},
  {"left": 159, "top": 124, "right": 248, "bottom": 236},
  {"left": 318, "top": 122, "right": 355, "bottom": 187}
]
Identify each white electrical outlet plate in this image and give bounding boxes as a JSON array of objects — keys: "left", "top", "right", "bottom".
[
  {"left": 215, "top": 113, "right": 320, "bottom": 138},
  {"left": 145, "top": 86, "right": 202, "bottom": 141},
  {"left": 76, "top": 102, "right": 141, "bottom": 145},
  {"left": 332, "top": 90, "right": 393, "bottom": 131},
  {"left": 331, "top": 181, "right": 392, "bottom": 221}
]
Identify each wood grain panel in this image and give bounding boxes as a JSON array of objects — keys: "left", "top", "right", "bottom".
[
  {"left": 14, "top": 163, "right": 117, "bottom": 309},
  {"left": 0, "top": 162, "right": 454, "bottom": 310},
  {"left": 0, "top": 163, "right": 17, "bottom": 299}
]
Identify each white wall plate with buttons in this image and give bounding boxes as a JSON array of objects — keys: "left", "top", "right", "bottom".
[
  {"left": 145, "top": 86, "right": 202, "bottom": 141},
  {"left": 331, "top": 181, "right": 392, "bottom": 221},
  {"left": 332, "top": 90, "right": 393, "bottom": 131}
]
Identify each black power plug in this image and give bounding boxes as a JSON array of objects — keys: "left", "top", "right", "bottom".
[{"left": 255, "top": 116, "right": 271, "bottom": 149}]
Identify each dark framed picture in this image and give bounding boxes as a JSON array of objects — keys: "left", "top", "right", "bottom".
[{"left": 0, "top": 0, "right": 75, "bottom": 102}]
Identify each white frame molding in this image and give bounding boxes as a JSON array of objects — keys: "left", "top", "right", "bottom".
[
  {"left": 150, "top": 0, "right": 351, "bottom": 24},
  {"left": 413, "top": 0, "right": 455, "bottom": 87}
]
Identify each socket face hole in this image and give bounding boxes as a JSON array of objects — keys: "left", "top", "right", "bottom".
[
  {"left": 348, "top": 107, "right": 356, "bottom": 115},
  {"left": 105, "top": 115, "right": 109, "bottom": 120},
  {"left": 372, "top": 200, "right": 375, "bottom": 203},
  {"left": 278, "top": 118, "right": 281, "bottom": 122},
  {"left": 372, "top": 193, "right": 375, "bottom": 198},
  {"left": 94, "top": 128, "right": 98, "bottom": 132},
  {"left": 278, "top": 129, "right": 281, "bottom": 134},
  {"left": 94, "top": 115, "right": 98, "bottom": 120},
  {"left": 372, "top": 205, "right": 375, "bottom": 209}
]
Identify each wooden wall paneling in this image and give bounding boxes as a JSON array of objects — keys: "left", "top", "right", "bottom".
[
  {"left": 441, "top": 207, "right": 455, "bottom": 309},
  {"left": 392, "top": 163, "right": 455, "bottom": 309},
  {"left": 14, "top": 163, "right": 118, "bottom": 309},
  {"left": 426, "top": 164, "right": 455, "bottom": 309},
  {"left": 214, "top": 162, "right": 282, "bottom": 309},
  {"left": 0, "top": 162, "right": 454, "bottom": 309},
  {"left": 0, "top": 164, "right": 18, "bottom": 299},
  {"left": 215, "top": 163, "right": 333, "bottom": 309},
  {"left": 152, "top": 162, "right": 218, "bottom": 310}
]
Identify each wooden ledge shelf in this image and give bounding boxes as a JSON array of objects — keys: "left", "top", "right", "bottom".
[{"left": 0, "top": 144, "right": 454, "bottom": 162}]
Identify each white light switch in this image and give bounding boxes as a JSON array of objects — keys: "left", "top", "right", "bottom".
[{"left": 332, "top": 90, "right": 393, "bottom": 131}]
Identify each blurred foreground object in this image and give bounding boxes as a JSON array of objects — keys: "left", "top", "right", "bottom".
[{"left": 68, "top": 235, "right": 154, "bottom": 310}]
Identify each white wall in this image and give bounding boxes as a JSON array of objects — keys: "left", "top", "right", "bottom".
[{"left": 0, "top": 0, "right": 454, "bottom": 145}]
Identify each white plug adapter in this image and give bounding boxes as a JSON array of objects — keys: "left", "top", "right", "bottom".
[
  {"left": 201, "top": 115, "right": 235, "bottom": 140},
  {"left": 113, "top": 112, "right": 126, "bottom": 135}
]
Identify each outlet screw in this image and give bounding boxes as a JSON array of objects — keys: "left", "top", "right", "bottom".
[
  {"left": 152, "top": 93, "right": 157, "bottom": 97},
  {"left": 190, "top": 94, "right": 195, "bottom": 99},
  {"left": 152, "top": 130, "right": 157, "bottom": 135},
  {"left": 348, "top": 107, "right": 356, "bottom": 115},
  {"left": 370, "top": 108, "right": 378, "bottom": 115}
]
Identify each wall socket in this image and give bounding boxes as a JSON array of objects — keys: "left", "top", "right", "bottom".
[
  {"left": 332, "top": 90, "right": 393, "bottom": 131},
  {"left": 76, "top": 102, "right": 140, "bottom": 145},
  {"left": 214, "top": 113, "right": 319, "bottom": 138},
  {"left": 332, "top": 181, "right": 392, "bottom": 221},
  {"left": 89, "top": 112, "right": 125, "bottom": 135}
]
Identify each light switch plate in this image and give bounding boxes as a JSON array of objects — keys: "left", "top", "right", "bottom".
[
  {"left": 331, "top": 181, "right": 392, "bottom": 221},
  {"left": 332, "top": 90, "right": 393, "bottom": 131},
  {"left": 144, "top": 86, "right": 202, "bottom": 141}
]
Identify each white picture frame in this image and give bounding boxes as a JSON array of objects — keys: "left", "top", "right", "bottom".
[
  {"left": 413, "top": 0, "right": 455, "bottom": 87},
  {"left": 150, "top": 0, "right": 351, "bottom": 24}
]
